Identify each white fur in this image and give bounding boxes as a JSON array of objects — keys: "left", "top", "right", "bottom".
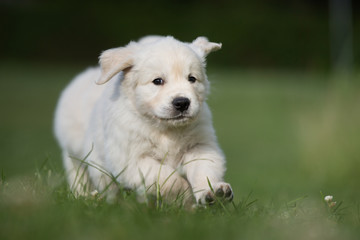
[{"left": 54, "top": 36, "right": 232, "bottom": 205}]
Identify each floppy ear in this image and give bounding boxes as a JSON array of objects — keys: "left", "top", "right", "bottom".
[
  {"left": 97, "top": 45, "right": 134, "bottom": 85},
  {"left": 189, "top": 37, "right": 222, "bottom": 59}
]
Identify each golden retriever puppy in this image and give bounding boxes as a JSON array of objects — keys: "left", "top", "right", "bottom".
[{"left": 54, "top": 36, "right": 233, "bottom": 205}]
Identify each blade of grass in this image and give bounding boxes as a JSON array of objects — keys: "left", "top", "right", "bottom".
[{"left": 156, "top": 152, "right": 168, "bottom": 210}]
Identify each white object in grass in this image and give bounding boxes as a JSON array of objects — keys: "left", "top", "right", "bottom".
[{"left": 324, "top": 195, "right": 333, "bottom": 203}]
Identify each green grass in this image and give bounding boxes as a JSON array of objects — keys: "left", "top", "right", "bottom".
[{"left": 1, "top": 63, "right": 360, "bottom": 239}]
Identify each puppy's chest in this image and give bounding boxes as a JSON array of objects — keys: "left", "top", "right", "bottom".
[{"left": 148, "top": 133, "right": 193, "bottom": 166}]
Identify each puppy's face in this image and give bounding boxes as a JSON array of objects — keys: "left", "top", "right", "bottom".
[
  {"left": 131, "top": 41, "right": 208, "bottom": 126},
  {"left": 98, "top": 36, "right": 221, "bottom": 127}
]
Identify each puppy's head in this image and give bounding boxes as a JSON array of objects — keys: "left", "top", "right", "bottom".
[{"left": 98, "top": 36, "right": 221, "bottom": 127}]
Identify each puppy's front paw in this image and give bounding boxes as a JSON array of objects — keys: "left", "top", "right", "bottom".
[{"left": 198, "top": 182, "right": 233, "bottom": 205}]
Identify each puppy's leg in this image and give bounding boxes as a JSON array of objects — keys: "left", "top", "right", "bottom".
[
  {"left": 84, "top": 149, "right": 117, "bottom": 199},
  {"left": 182, "top": 145, "right": 233, "bottom": 205},
  {"left": 134, "top": 158, "right": 194, "bottom": 205},
  {"left": 63, "top": 151, "right": 92, "bottom": 196}
]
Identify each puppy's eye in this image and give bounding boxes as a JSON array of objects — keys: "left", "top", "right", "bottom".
[
  {"left": 152, "top": 78, "right": 164, "bottom": 85},
  {"left": 188, "top": 75, "right": 197, "bottom": 83}
]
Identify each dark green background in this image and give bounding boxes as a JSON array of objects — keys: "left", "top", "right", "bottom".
[{"left": 1, "top": 0, "right": 359, "bottom": 70}]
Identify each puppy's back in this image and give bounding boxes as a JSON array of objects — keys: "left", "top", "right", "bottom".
[{"left": 54, "top": 67, "right": 105, "bottom": 155}]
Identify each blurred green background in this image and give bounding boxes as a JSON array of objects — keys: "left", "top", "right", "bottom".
[{"left": 1, "top": 0, "right": 360, "bottom": 209}]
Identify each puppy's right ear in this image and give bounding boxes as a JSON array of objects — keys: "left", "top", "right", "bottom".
[
  {"left": 189, "top": 37, "right": 222, "bottom": 59},
  {"left": 97, "top": 44, "right": 134, "bottom": 85}
]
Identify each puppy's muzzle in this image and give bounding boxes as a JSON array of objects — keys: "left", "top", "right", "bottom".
[{"left": 172, "top": 97, "right": 190, "bottom": 112}]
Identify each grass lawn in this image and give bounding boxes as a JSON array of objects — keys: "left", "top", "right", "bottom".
[{"left": 1, "top": 63, "right": 360, "bottom": 239}]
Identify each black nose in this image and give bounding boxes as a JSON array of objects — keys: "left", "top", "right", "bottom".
[{"left": 172, "top": 97, "right": 190, "bottom": 112}]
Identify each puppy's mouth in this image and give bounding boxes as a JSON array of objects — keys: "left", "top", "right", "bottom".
[
  {"left": 156, "top": 111, "right": 195, "bottom": 122},
  {"left": 160, "top": 114, "right": 191, "bottom": 121},
  {"left": 153, "top": 106, "right": 198, "bottom": 124}
]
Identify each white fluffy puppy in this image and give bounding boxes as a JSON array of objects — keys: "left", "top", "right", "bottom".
[{"left": 54, "top": 36, "right": 233, "bottom": 205}]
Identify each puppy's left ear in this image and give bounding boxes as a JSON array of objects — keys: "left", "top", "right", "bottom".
[
  {"left": 97, "top": 43, "right": 135, "bottom": 85},
  {"left": 189, "top": 37, "right": 222, "bottom": 59}
]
